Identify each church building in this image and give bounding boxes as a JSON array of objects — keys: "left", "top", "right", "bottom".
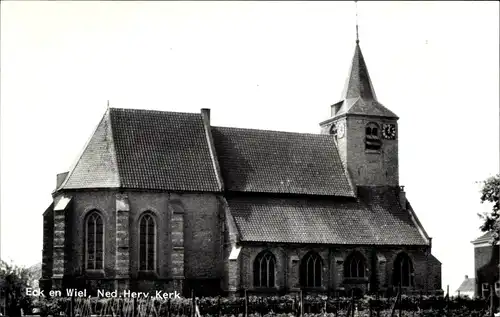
[{"left": 40, "top": 38, "right": 442, "bottom": 297}]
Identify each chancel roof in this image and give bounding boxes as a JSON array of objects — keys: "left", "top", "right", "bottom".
[{"left": 59, "top": 108, "right": 221, "bottom": 192}]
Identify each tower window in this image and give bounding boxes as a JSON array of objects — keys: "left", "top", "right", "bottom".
[{"left": 365, "top": 123, "right": 381, "bottom": 151}]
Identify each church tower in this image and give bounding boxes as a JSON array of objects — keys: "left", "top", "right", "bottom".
[{"left": 320, "top": 38, "right": 399, "bottom": 187}]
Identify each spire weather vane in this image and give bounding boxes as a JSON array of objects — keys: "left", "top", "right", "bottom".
[{"left": 355, "top": 0, "right": 359, "bottom": 44}]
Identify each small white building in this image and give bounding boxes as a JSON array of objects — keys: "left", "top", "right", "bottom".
[{"left": 455, "top": 275, "right": 475, "bottom": 298}]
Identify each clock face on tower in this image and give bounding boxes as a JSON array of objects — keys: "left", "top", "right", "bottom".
[{"left": 382, "top": 124, "right": 396, "bottom": 140}]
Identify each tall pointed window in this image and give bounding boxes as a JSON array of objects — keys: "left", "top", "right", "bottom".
[
  {"left": 393, "top": 253, "right": 414, "bottom": 287},
  {"left": 365, "top": 122, "right": 381, "bottom": 151},
  {"left": 253, "top": 251, "right": 276, "bottom": 288},
  {"left": 85, "top": 211, "right": 104, "bottom": 270},
  {"left": 139, "top": 212, "right": 156, "bottom": 271},
  {"left": 300, "top": 252, "right": 323, "bottom": 288},
  {"left": 344, "top": 251, "right": 366, "bottom": 278}
]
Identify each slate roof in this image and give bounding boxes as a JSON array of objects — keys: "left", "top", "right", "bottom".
[
  {"left": 342, "top": 42, "right": 378, "bottom": 102},
  {"left": 59, "top": 108, "right": 221, "bottom": 192},
  {"left": 62, "top": 110, "right": 120, "bottom": 189},
  {"left": 429, "top": 253, "right": 441, "bottom": 265},
  {"left": 59, "top": 108, "right": 355, "bottom": 196},
  {"left": 211, "top": 127, "right": 355, "bottom": 197},
  {"left": 456, "top": 277, "right": 475, "bottom": 293},
  {"left": 334, "top": 98, "right": 398, "bottom": 118},
  {"left": 330, "top": 42, "right": 398, "bottom": 119},
  {"left": 228, "top": 186, "right": 429, "bottom": 245}
]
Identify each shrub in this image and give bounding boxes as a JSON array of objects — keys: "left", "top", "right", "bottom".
[{"left": 28, "top": 293, "right": 489, "bottom": 317}]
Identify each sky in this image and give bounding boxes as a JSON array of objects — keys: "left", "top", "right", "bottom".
[{"left": 1, "top": 1, "right": 499, "bottom": 294}]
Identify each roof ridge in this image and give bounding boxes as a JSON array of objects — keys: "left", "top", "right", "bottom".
[
  {"left": 109, "top": 107, "right": 199, "bottom": 116},
  {"left": 200, "top": 110, "right": 224, "bottom": 191},
  {"left": 106, "top": 109, "right": 121, "bottom": 188},
  {"left": 212, "top": 126, "right": 335, "bottom": 138}
]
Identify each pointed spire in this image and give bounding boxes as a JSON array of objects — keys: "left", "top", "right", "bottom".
[
  {"left": 340, "top": 1, "right": 376, "bottom": 101},
  {"left": 330, "top": 1, "right": 398, "bottom": 119},
  {"left": 340, "top": 39, "right": 377, "bottom": 101}
]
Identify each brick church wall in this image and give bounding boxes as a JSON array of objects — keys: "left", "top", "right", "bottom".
[
  {"left": 180, "top": 193, "right": 223, "bottom": 280},
  {"left": 381, "top": 247, "right": 441, "bottom": 293},
  {"left": 68, "top": 191, "right": 117, "bottom": 280},
  {"left": 40, "top": 207, "right": 54, "bottom": 292},
  {"left": 428, "top": 255, "right": 442, "bottom": 291},
  {"left": 47, "top": 190, "right": 223, "bottom": 295},
  {"left": 44, "top": 190, "right": 441, "bottom": 296},
  {"left": 233, "top": 245, "right": 441, "bottom": 295}
]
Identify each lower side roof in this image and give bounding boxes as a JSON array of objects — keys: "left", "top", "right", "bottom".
[{"left": 228, "top": 187, "right": 429, "bottom": 246}]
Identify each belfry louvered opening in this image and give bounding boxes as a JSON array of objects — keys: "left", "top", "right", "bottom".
[{"left": 365, "top": 123, "right": 381, "bottom": 151}]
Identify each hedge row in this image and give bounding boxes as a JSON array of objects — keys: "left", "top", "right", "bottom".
[{"left": 31, "top": 295, "right": 490, "bottom": 317}]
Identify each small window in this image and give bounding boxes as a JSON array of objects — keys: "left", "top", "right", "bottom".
[
  {"left": 330, "top": 125, "right": 337, "bottom": 139},
  {"left": 482, "top": 283, "right": 490, "bottom": 298},
  {"left": 365, "top": 123, "right": 381, "bottom": 151}
]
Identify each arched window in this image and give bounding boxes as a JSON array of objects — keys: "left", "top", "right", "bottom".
[
  {"left": 393, "top": 253, "right": 414, "bottom": 287},
  {"left": 344, "top": 252, "right": 366, "bottom": 278},
  {"left": 85, "top": 211, "right": 104, "bottom": 270},
  {"left": 139, "top": 213, "right": 156, "bottom": 271},
  {"left": 253, "top": 251, "right": 276, "bottom": 288},
  {"left": 300, "top": 252, "right": 323, "bottom": 288},
  {"left": 365, "top": 122, "right": 381, "bottom": 151}
]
